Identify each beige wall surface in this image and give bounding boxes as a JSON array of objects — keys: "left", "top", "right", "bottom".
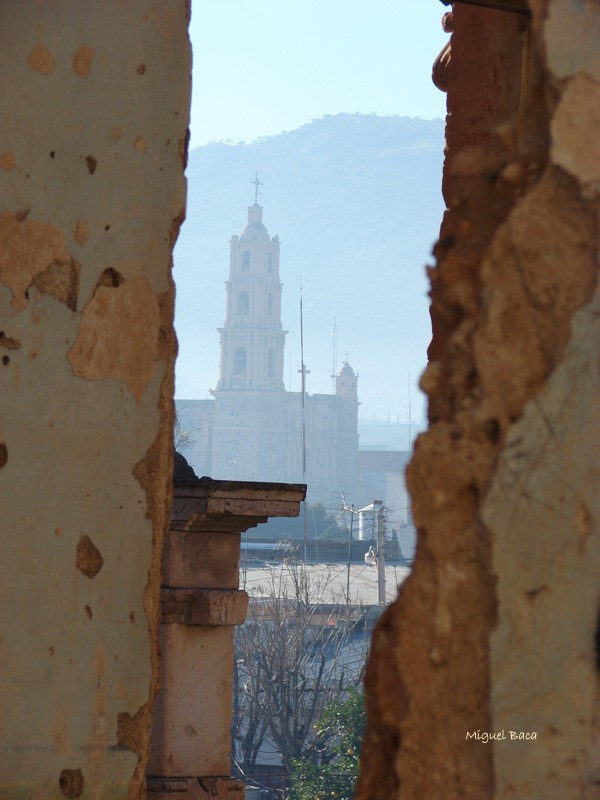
[
  {"left": 0, "top": 3, "right": 190, "bottom": 798},
  {"left": 148, "top": 625, "right": 235, "bottom": 778},
  {"left": 486, "top": 281, "right": 600, "bottom": 798},
  {"left": 488, "top": 1, "right": 600, "bottom": 795}
]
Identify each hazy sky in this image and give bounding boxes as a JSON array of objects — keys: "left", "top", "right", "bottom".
[
  {"left": 182, "top": 2, "right": 449, "bottom": 422},
  {"left": 188, "top": 1, "right": 449, "bottom": 147}
]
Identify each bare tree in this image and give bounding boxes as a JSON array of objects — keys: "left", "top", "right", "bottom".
[
  {"left": 232, "top": 556, "right": 368, "bottom": 779},
  {"left": 174, "top": 410, "right": 195, "bottom": 452}
]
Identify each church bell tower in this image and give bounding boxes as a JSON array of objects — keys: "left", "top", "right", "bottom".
[{"left": 215, "top": 184, "right": 287, "bottom": 392}]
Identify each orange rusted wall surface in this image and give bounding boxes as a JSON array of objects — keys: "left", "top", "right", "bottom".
[
  {"left": 0, "top": 3, "right": 191, "bottom": 797},
  {"left": 358, "top": 1, "right": 600, "bottom": 799}
]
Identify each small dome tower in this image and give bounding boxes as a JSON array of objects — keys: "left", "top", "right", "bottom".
[{"left": 336, "top": 361, "right": 358, "bottom": 399}]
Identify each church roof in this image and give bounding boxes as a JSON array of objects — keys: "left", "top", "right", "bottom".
[{"left": 240, "top": 221, "right": 269, "bottom": 241}]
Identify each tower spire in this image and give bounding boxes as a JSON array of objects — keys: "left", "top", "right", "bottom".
[{"left": 251, "top": 172, "right": 263, "bottom": 204}]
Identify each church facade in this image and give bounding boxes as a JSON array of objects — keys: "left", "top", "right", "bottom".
[{"left": 176, "top": 200, "right": 359, "bottom": 505}]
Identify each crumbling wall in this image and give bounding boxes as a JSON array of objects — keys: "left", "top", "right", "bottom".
[
  {"left": 358, "top": 1, "right": 600, "bottom": 798},
  {"left": 0, "top": 3, "right": 190, "bottom": 798}
]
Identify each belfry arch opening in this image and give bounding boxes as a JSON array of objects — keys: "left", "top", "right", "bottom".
[
  {"left": 233, "top": 347, "right": 247, "bottom": 375},
  {"left": 267, "top": 348, "right": 275, "bottom": 378},
  {"left": 237, "top": 291, "right": 249, "bottom": 315}
]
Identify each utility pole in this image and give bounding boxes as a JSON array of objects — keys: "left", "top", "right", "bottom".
[
  {"left": 377, "top": 506, "right": 386, "bottom": 606},
  {"left": 341, "top": 498, "right": 385, "bottom": 602},
  {"left": 298, "top": 284, "right": 310, "bottom": 561},
  {"left": 346, "top": 506, "right": 354, "bottom": 605},
  {"left": 330, "top": 316, "right": 337, "bottom": 393},
  {"left": 408, "top": 369, "right": 412, "bottom": 451}
]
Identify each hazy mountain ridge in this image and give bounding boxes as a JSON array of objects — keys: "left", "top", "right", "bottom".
[{"left": 174, "top": 113, "right": 445, "bottom": 418}]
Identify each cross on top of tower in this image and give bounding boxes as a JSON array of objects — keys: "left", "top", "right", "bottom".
[{"left": 252, "top": 173, "right": 263, "bottom": 204}]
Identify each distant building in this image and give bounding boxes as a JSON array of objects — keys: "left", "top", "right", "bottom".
[
  {"left": 357, "top": 450, "right": 411, "bottom": 524},
  {"left": 357, "top": 449, "right": 416, "bottom": 564},
  {"left": 177, "top": 200, "right": 359, "bottom": 504}
]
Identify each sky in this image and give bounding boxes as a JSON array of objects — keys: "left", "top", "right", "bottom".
[
  {"left": 188, "top": 1, "right": 448, "bottom": 148},
  {"left": 183, "top": 2, "right": 449, "bottom": 422}
]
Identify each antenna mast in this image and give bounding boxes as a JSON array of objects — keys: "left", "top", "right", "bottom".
[
  {"left": 330, "top": 316, "right": 337, "bottom": 393},
  {"left": 300, "top": 286, "right": 307, "bottom": 480},
  {"left": 408, "top": 370, "right": 412, "bottom": 450},
  {"left": 299, "top": 284, "right": 309, "bottom": 560}
]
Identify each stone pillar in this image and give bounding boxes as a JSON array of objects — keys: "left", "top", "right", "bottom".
[{"left": 147, "top": 477, "right": 306, "bottom": 800}]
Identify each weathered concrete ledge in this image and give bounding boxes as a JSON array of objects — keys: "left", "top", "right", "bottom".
[
  {"left": 147, "top": 776, "right": 245, "bottom": 800},
  {"left": 170, "top": 477, "right": 307, "bottom": 532}
]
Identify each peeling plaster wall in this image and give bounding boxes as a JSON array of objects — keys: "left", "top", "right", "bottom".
[
  {"left": 357, "top": 1, "right": 600, "bottom": 799},
  {"left": 0, "top": 4, "right": 190, "bottom": 798}
]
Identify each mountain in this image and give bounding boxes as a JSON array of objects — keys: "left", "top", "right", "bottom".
[{"left": 173, "top": 113, "right": 445, "bottom": 419}]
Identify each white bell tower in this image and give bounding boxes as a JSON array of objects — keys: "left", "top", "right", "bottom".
[{"left": 215, "top": 180, "right": 287, "bottom": 392}]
